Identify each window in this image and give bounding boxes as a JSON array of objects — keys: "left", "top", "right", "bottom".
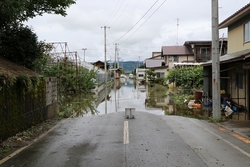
[
  {"left": 200, "top": 47, "right": 210, "bottom": 55},
  {"left": 200, "top": 47, "right": 211, "bottom": 61},
  {"left": 244, "top": 21, "right": 250, "bottom": 42},
  {"left": 156, "top": 98, "right": 165, "bottom": 103},
  {"left": 169, "top": 56, "right": 178, "bottom": 62},
  {"left": 156, "top": 72, "right": 165, "bottom": 78},
  {"left": 138, "top": 74, "right": 144, "bottom": 77}
]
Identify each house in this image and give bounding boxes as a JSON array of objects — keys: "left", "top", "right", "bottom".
[
  {"left": 136, "top": 68, "right": 147, "bottom": 80},
  {"left": 161, "top": 46, "right": 194, "bottom": 69},
  {"left": 184, "top": 40, "right": 227, "bottom": 62},
  {"left": 145, "top": 56, "right": 166, "bottom": 79},
  {"left": 145, "top": 46, "right": 194, "bottom": 80},
  {"left": 202, "top": 3, "right": 250, "bottom": 120},
  {"left": 152, "top": 52, "right": 162, "bottom": 58},
  {"left": 92, "top": 60, "right": 109, "bottom": 70}
]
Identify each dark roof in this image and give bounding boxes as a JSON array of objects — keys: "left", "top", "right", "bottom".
[
  {"left": 162, "top": 46, "right": 193, "bottom": 55},
  {"left": 219, "top": 3, "right": 250, "bottom": 29},
  {"left": 184, "top": 40, "right": 212, "bottom": 45},
  {"left": 202, "top": 49, "right": 250, "bottom": 66},
  {"left": 0, "top": 56, "right": 42, "bottom": 77},
  {"left": 184, "top": 39, "right": 227, "bottom": 45},
  {"left": 92, "top": 60, "right": 104, "bottom": 64}
]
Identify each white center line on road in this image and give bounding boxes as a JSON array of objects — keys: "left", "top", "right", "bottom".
[{"left": 124, "top": 121, "right": 129, "bottom": 144}]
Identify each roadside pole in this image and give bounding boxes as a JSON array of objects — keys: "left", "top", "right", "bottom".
[
  {"left": 211, "top": 0, "right": 221, "bottom": 119},
  {"left": 102, "top": 26, "right": 110, "bottom": 114}
]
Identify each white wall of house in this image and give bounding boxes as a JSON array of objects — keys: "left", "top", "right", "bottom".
[
  {"left": 166, "top": 55, "right": 194, "bottom": 70},
  {"left": 136, "top": 68, "right": 147, "bottom": 80},
  {"left": 154, "top": 68, "right": 168, "bottom": 78},
  {"left": 179, "top": 55, "right": 194, "bottom": 63}
]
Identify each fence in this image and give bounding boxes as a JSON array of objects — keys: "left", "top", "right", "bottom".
[{"left": 0, "top": 78, "right": 47, "bottom": 141}]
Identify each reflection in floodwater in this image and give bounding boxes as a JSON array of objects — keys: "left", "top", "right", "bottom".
[
  {"left": 58, "top": 93, "right": 99, "bottom": 117},
  {"left": 59, "top": 78, "right": 212, "bottom": 119}
]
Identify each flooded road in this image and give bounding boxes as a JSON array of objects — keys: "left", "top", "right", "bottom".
[
  {"left": 96, "top": 78, "right": 164, "bottom": 116},
  {"left": 3, "top": 79, "right": 250, "bottom": 167},
  {"left": 58, "top": 77, "right": 212, "bottom": 119}
]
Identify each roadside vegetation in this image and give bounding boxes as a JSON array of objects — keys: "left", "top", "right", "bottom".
[
  {"left": 0, "top": 0, "right": 88, "bottom": 159},
  {"left": 165, "top": 66, "right": 203, "bottom": 92}
]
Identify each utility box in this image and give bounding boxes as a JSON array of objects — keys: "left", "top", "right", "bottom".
[{"left": 125, "top": 108, "right": 135, "bottom": 119}]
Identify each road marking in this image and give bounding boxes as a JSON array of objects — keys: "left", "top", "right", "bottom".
[
  {"left": 231, "top": 133, "right": 250, "bottom": 144},
  {"left": 124, "top": 121, "right": 129, "bottom": 144},
  {"left": 190, "top": 119, "right": 250, "bottom": 158},
  {"left": 218, "top": 127, "right": 225, "bottom": 131}
]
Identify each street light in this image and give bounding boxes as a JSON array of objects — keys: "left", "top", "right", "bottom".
[{"left": 82, "top": 48, "right": 87, "bottom": 62}]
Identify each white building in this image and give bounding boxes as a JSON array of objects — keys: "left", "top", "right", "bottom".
[{"left": 136, "top": 68, "right": 147, "bottom": 80}]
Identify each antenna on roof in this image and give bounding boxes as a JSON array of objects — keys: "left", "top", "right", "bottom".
[{"left": 176, "top": 18, "right": 179, "bottom": 46}]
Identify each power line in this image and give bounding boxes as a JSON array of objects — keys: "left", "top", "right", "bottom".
[
  {"left": 110, "top": 0, "right": 132, "bottom": 27},
  {"left": 120, "top": 0, "right": 166, "bottom": 45},
  {"left": 111, "top": 0, "right": 142, "bottom": 31},
  {"left": 105, "top": 0, "right": 126, "bottom": 26},
  {"left": 112, "top": 0, "right": 160, "bottom": 43}
]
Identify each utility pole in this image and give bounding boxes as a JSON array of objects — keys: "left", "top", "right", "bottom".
[
  {"left": 114, "top": 43, "right": 118, "bottom": 112},
  {"left": 114, "top": 43, "right": 118, "bottom": 69},
  {"left": 75, "top": 52, "right": 79, "bottom": 90},
  {"left": 211, "top": 0, "right": 221, "bottom": 119},
  {"left": 101, "top": 26, "right": 110, "bottom": 114},
  {"left": 82, "top": 48, "right": 87, "bottom": 62},
  {"left": 176, "top": 18, "right": 179, "bottom": 46}
]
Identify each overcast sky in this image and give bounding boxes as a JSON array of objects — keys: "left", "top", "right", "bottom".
[{"left": 25, "top": 0, "right": 249, "bottom": 63}]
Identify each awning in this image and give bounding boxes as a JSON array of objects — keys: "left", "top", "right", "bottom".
[{"left": 202, "top": 49, "right": 250, "bottom": 66}]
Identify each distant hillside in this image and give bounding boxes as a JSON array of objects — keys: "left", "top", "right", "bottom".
[{"left": 112, "top": 61, "right": 144, "bottom": 73}]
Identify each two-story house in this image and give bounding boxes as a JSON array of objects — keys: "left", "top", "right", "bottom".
[
  {"left": 202, "top": 3, "right": 250, "bottom": 120},
  {"left": 184, "top": 40, "right": 228, "bottom": 62},
  {"left": 145, "top": 40, "right": 228, "bottom": 79}
]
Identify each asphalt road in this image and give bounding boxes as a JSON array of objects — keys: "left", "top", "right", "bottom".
[{"left": 1, "top": 111, "right": 250, "bottom": 167}]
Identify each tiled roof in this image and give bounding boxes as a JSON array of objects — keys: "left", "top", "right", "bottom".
[
  {"left": 162, "top": 46, "right": 193, "bottom": 55},
  {"left": 219, "top": 3, "right": 250, "bottom": 29},
  {"left": 0, "top": 56, "right": 42, "bottom": 77}
]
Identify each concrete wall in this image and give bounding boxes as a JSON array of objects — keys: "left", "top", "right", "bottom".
[{"left": 46, "top": 77, "right": 58, "bottom": 118}]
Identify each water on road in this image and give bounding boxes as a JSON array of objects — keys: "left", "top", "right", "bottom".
[
  {"left": 95, "top": 78, "right": 164, "bottom": 116},
  {"left": 58, "top": 77, "right": 212, "bottom": 119}
]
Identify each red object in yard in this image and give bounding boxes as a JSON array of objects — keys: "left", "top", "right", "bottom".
[{"left": 194, "top": 91, "right": 202, "bottom": 101}]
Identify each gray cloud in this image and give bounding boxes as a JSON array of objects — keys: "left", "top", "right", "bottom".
[{"left": 25, "top": 0, "right": 249, "bottom": 62}]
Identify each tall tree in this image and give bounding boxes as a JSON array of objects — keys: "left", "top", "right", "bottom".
[
  {"left": 0, "top": 24, "right": 45, "bottom": 69},
  {"left": 0, "top": 0, "right": 76, "bottom": 27},
  {"left": 0, "top": 0, "right": 76, "bottom": 70}
]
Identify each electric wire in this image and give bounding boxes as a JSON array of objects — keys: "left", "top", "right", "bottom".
[
  {"left": 105, "top": 0, "right": 126, "bottom": 26},
  {"left": 109, "top": 0, "right": 132, "bottom": 27},
  {"left": 108, "top": 0, "right": 142, "bottom": 44},
  {"left": 120, "top": 0, "right": 166, "bottom": 45},
  {"left": 104, "top": 0, "right": 122, "bottom": 26},
  {"left": 112, "top": 0, "right": 160, "bottom": 44},
  {"left": 111, "top": 0, "right": 142, "bottom": 31}
]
